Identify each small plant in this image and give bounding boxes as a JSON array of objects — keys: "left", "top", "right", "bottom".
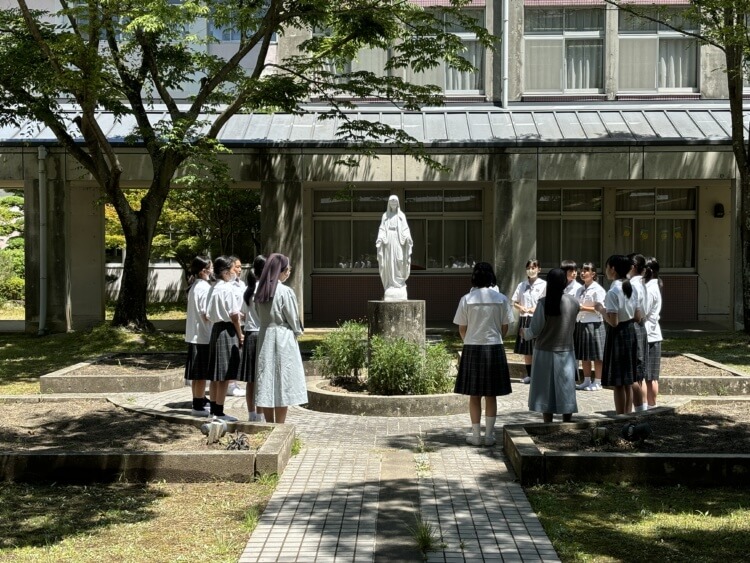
[
  {"left": 291, "top": 437, "right": 303, "bottom": 456},
  {"left": 312, "top": 321, "right": 368, "bottom": 385},
  {"left": 408, "top": 513, "right": 438, "bottom": 555}
]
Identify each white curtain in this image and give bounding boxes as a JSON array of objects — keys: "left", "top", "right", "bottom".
[
  {"left": 619, "top": 37, "right": 657, "bottom": 90},
  {"left": 525, "top": 39, "right": 564, "bottom": 91},
  {"left": 446, "top": 39, "right": 485, "bottom": 91},
  {"left": 565, "top": 40, "right": 603, "bottom": 90},
  {"left": 658, "top": 38, "right": 697, "bottom": 88}
]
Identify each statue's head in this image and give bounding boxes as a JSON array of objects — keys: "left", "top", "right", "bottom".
[{"left": 388, "top": 195, "right": 399, "bottom": 212}]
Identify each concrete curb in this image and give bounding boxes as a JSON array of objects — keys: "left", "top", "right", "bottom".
[
  {"left": 503, "top": 398, "right": 750, "bottom": 486},
  {"left": 0, "top": 394, "right": 294, "bottom": 483}
]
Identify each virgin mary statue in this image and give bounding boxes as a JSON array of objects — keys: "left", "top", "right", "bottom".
[{"left": 376, "top": 195, "right": 413, "bottom": 301}]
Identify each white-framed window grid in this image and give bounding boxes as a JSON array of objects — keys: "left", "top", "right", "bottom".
[
  {"left": 523, "top": 8, "right": 605, "bottom": 94},
  {"left": 311, "top": 188, "right": 483, "bottom": 272},
  {"left": 536, "top": 188, "right": 603, "bottom": 269},
  {"left": 618, "top": 8, "right": 699, "bottom": 92}
]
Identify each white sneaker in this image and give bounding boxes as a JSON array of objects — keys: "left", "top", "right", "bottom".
[
  {"left": 190, "top": 408, "right": 211, "bottom": 417},
  {"left": 576, "top": 381, "right": 591, "bottom": 390},
  {"left": 585, "top": 382, "right": 602, "bottom": 391},
  {"left": 522, "top": 376, "right": 531, "bottom": 384},
  {"left": 215, "top": 413, "right": 238, "bottom": 422},
  {"left": 484, "top": 435, "right": 496, "bottom": 447},
  {"left": 227, "top": 385, "right": 246, "bottom": 397},
  {"left": 466, "top": 434, "right": 483, "bottom": 446}
]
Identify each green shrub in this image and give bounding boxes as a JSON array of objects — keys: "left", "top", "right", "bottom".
[
  {"left": 0, "top": 275, "right": 24, "bottom": 303},
  {"left": 312, "top": 320, "right": 368, "bottom": 384},
  {"left": 422, "top": 342, "right": 455, "bottom": 394},
  {"left": 367, "top": 336, "right": 424, "bottom": 395}
]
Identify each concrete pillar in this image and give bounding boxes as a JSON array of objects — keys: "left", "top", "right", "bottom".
[
  {"left": 260, "top": 153, "right": 304, "bottom": 316},
  {"left": 367, "top": 300, "right": 426, "bottom": 348},
  {"left": 24, "top": 174, "right": 70, "bottom": 333},
  {"left": 68, "top": 184, "right": 105, "bottom": 329}
]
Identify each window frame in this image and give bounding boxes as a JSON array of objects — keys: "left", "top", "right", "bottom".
[{"left": 523, "top": 7, "right": 606, "bottom": 94}]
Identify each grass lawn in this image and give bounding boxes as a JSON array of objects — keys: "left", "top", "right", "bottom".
[
  {"left": 0, "top": 476, "right": 278, "bottom": 562},
  {"left": 662, "top": 332, "right": 750, "bottom": 374},
  {"left": 0, "top": 325, "right": 184, "bottom": 395},
  {"left": 526, "top": 482, "right": 750, "bottom": 563}
]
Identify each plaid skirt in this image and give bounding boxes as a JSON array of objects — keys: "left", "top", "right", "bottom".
[
  {"left": 514, "top": 316, "right": 535, "bottom": 356},
  {"left": 454, "top": 344, "right": 512, "bottom": 397},
  {"left": 237, "top": 331, "right": 259, "bottom": 383},
  {"left": 601, "top": 320, "right": 638, "bottom": 387},
  {"left": 184, "top": 343, "right": 210, "bottom": 380},
  {"left": 634, "top": 323, "right": 649, "bottom": 382},
  {"left": 646, "top": 341, "right": 662, "bottom": 381},
  {"left": 207, "top": 322, "right": 242, "bottom": 381},
  {"left": 574, "top": 322, "right": 605, "bottom": 361}
]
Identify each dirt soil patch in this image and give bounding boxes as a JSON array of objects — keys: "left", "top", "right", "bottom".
[
  {"left": 72, "top": 353, "right": 186, "bottom": 375},
  {"left": 531, "top": 402, "right": 750, "bottom": 454},
  {"left": 0, "top": 401, "right": 267, "bottom": 452}
]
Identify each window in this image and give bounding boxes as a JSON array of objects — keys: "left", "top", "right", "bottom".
[
  {"left": 536, "top": 188, "right": 602, "bottom": 268},
  {"left": 209, "top": 21, "right": 277, "bottom": 43},
  {"left": 615, "top": 188, "right": 696, "bottom": 269},
  {"left": 524, "top": 8, "right": 605, "bottom": 93},
  {"left": 312, "top": 188, "right": 483, "bottom": 271},
  {"left": 314, "top": 9, "right": 485, "bottom": 95},
  {"left": 618, "top": 8, "right": 698, "bottom": 91}
]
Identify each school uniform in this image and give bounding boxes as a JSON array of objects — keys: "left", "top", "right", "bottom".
[
  {"left": 238, "top": 289, "right": 260, "bottom": 383},
  {"left": 573, "top": 281, "right": 606, "bottom": 361},
  {"left": 453, "top": 287, "right": 513, "bottom": 397},
  {"left": 206, "top": 279, "right": 243, "bottom": 381},
  {"left": 184, "top": 278, "right": 212, "bottom": 380},
  {"left": 601, "top": 280, "right": 639, "bottom": 387},
  {"left": 643, "top": 278, "right": 663, "bottom": 381},
  {"left": 630, "top": 275, "right": 648, "bottom": 381},
  {"left": 564, "top": 280, "right": 582, "bottom": 296},
  {"left": 512, "top": 277, "right": 547, "bottom": 355},
  {"left": 525, "top": 295, "right": 580, "bottom": 414}
]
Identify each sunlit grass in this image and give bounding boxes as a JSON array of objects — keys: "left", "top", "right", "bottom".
[
  {"left": 0, "top": 325, "right": 184, "bottom": 394},
  {"left": 526, "top": 482, "right": 750, "bottom": 562},
  {"left": 0, "top": 480, "right": 276, "bottom": 562}
]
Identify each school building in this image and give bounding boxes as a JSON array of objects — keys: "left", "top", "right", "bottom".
[{"left": 0, "top": 0, "right": 743, "bottom": 331}]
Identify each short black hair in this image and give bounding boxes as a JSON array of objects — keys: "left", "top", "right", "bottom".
[{"left": 471, "top": 262, "right": 496, "bottom": 288}]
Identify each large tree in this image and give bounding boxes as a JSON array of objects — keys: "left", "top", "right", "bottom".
[
  {"left": 607, "top": 1, "right": 750, "bottom": 329},
  {"left": 0, "top": 0, "right": 491, "bottom": 330}
]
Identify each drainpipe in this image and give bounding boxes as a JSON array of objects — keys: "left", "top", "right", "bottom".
[
  {"left": 37, "top": 146, "right": 48, "bottom": 335},
  {"left": 501, "top": 0, "right": 509, "bottom": 108}
]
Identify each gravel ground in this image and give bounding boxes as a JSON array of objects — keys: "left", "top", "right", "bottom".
[
  {"left": 531, "top": 401, "right": 750, "bottom": 454},
  {"left": 0, "top": 401, "right": 267, "bottom": 452}
]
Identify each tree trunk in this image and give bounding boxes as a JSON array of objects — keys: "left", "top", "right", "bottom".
[
  {"left": 112, "top": 226, "right": 155, "bottom": 331},
  {"left": 741, "top": 169, "right": 750, "bottom": 332}
]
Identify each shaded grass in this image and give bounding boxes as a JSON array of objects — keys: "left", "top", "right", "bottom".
[
  {"left": 0, "top": 325, "right": 184, "bottom": 395},
  {"left": 0, "top": 476, "right": 278, "bottom": 562},
  {"left": 662, "top": 332, "right": 750, "bottom": 374},
  {"left": 526, "top": 482, "right": 750, "bottom": 563}
]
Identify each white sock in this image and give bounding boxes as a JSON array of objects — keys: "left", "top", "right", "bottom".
[
  {"left": 485, "top": 416, "right": 496, "bottom": 439},
  {"left": 581, "top": 377, "right": 591, "bottom": 386},
  {"left": 634, "top": 404, "right": 648, "bottom": 412},
  {"left": 471, "top": 423, "right": 480, "bottom": 438}
]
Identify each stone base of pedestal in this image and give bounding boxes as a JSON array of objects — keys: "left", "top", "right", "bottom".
[{"left": 367, "top": 300, "right": 426, "bottom": 348}]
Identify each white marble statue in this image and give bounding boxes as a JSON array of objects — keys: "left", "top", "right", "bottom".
[{"left": 376, "top": 195, "right": 413, "bottom": 301}]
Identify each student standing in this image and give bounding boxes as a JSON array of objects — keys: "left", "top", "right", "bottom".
[
  {"left": 561, "top": 259, "right": 582, "bottom": 296},
  {"left": 574, "top": 262, "right": 606, "bottom": 391},
  {"left": 523, "top": 268, "right": 579, "bottom": 423},
  {"left": 627, "top": 253, "right": 648, "bottom": 412},
  {"left": 595, "top": 255, "right": 643, "bottom": 415},
  {"left": 205, "top": 256, "right": 243, "bottom": 422},
  {"left": 512, "top": 259, "right": 546, "bottom": 384},
  {"left": 226, "top": 255, "right": 247, "bottom": 398},
  {"left": 254, "top": 253, "right": 308, "bottom": 424},
  {"left": 239, "top": 255, "right": 266, "bottom": 422},
  {"left": 453, "top": 262, "right": 513, "bottom": 446},
  {"left": 643, "top": 257, "right": 663, "bottom": 408},
  {"left": 184, "top": 256, "right": 213, "bottom": 417}
]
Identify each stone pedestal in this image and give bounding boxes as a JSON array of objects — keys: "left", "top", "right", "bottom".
[{"left": 367, "top": 300, "right": 426, "bottom": 348}]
